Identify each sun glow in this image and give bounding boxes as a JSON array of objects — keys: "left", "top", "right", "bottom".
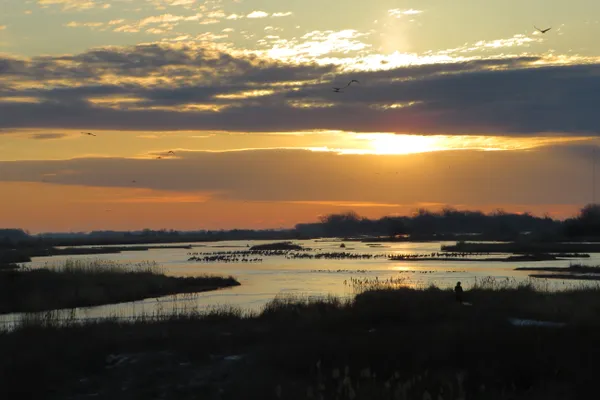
[
  {"left": 339, "top": 133, "right": 591, "bottom": 155},
  {"left": 363, "top": 134, "right": 442, "bottom": 154}
]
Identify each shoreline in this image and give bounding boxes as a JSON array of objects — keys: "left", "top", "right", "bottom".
[
  {"left": 528, "top": 274, "right": 600, "bottom": 280},
  {"left": 0, "top": 260, "right": 240, "bottom": 315}
]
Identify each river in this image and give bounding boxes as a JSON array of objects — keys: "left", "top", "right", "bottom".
[{"left": 1, "top": 239, "right": 597, "bottom": 329}]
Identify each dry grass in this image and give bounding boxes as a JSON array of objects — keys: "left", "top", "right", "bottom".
[
  {"left": 2, "top": 279, "right": 600, "bottom": 399},
  {"left": 52, "top": 259, "right": 164, "bottom": 274},
  {"left": 0, "top": 258, "right": 240, "bottom": 314}
]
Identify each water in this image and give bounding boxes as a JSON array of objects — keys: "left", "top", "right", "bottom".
[{"left": 2, "top": 239, "right": 598, "bottom": 329}]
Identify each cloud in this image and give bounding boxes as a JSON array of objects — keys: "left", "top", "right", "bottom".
[
  {"left": 435, "top": 34, "right": 542, "bottom": 56},
  {"left": 2, "top": 42, "right": 600, "bottom": 135},
  {"left": 0, "top": 26, "right": 6, "bottom": 31},
  {"left": 261, "top": 29, "right": 373, "bottom": 60},
  {"left": 109, "top": 12, "right": 222, "bottom": 33},
  {"left": 139, "top": 13, "right": 194, "bottom": 26},
  {"left": 28, "top": 133, "right": 70, "bottom": 140},
  {"left": 37, "top": 0, "right": 110, "bottom": 11},
  {"left": 114, "top": 24, "right": 141, "bottom": 33},
  {"left": 388, "top": 9, "right": 423, "bottom": 18},
  {"left": 64, "top": 21, "right": 105, "bottom": 28},
  {"left": 198, "top": 19, "right": 220, "bottom": 25},
  {"left": 153, "top": 0, "right": 196, "bottom": 7},
  {"left": 247, "top": 11, "right": 269, "bottom": 19},
  {"left": 254, "top": 30, "right": 549, "bottom": 70},
  {"left": 246, "top": 11, "right": 293, "bottom": 19},
  {"left": 0, "top": 145, "right": 595, "bottom": 206}
]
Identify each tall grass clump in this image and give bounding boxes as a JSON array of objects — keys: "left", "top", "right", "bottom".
[
  {"left": 345, "top": 276, "right": 409, "bottom": 293},
  {"left": 54, "top": 259, "right": 164, "bottom": 275}
]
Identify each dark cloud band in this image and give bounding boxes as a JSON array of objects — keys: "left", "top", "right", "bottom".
[{"left": 1, "top": 43, "right": 599, "bottom": 135}]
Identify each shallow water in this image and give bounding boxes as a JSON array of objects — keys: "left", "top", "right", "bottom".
[{"left": 1, "top": 239, "right": 598, "bottom": 329}]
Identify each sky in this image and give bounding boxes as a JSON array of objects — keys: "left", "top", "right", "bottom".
[{"left": 2, "top": 0, "right": 600, "bottom": 232}]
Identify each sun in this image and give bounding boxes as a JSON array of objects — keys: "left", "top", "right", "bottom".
[{"left": 357, "top": 133, "right": 445, "bottom": 155}]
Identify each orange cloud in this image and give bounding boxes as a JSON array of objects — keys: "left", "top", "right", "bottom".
[{"left": 0, "top": 180, "right": 582, "bottom": 233}]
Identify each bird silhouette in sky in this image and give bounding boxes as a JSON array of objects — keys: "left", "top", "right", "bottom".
[
  {"left": 534, "top": 26, "right": 551, "bottom": 34},
  {"left": 167, "top": 150, "right": 175, "bottom": 155},
  {"left": 81, "top": 132, "right": 96, "bottom": 137},
  {"left": 332, "top": 79, "right": 360, "bottom": 92}
]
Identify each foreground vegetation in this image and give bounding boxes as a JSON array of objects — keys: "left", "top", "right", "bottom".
[
  {"left": 2, "top": 278, "right": 600, "bottom": 399},
  {"left": 0, "top": 260, "right": 240, "bottom": 314}
]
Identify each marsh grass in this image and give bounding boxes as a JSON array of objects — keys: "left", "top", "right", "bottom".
[
  {"left": 3, "top": 278, "right": 600, "bottom": 399},
  {"left": 52, "top": 259, "right": 164, "bottom": 274},
  {"left": 0, "top": 258, "right": 240, "bottom": 314}
]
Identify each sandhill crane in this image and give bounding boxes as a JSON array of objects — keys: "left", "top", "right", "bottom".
[
  {"left": 534, "top": 26, "right": 551, "bottom": 34},
  {"left": 332, "top": 79, "right": 360, "bottom": 92}
]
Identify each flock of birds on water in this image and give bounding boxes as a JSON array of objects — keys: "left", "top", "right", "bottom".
[
  {"left": 186, "top": 249, "right": 491, "bottom": 263},
  {"left": 313, "top": 268, "right": 467, "bottom": 274}
]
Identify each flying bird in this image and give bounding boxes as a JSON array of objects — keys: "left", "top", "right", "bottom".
[
  {"left": 156, "top": 156, "right": 162, "bottom": 159},
  {"left": 167, "top": 151, "right": 175, "bottom": 155},
  {"left": 81, "top": 132, "right": 96, "bottom": 137},
  {"left": 534, "top": 26, "right": 551, "bottom": 34},
  {"left": 332, "top": 79, "right": 360, "bottom": 93}
]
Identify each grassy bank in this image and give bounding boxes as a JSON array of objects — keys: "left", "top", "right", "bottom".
[
  {"left": 516, "top": 263, "right": 600, "bottom": 273},
  {"left": 517, "top": 263, "right": 600, "bottom": 280},
  {"left": 0, "top": 259, "right": 240, "bottom": 314},
  {"left": 2, "top": 279, "right": 600, "bottom": 399}
]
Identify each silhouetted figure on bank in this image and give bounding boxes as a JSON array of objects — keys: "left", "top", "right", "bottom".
[{"left": 455, "top": 281, "right": 463, "bottom": 303}]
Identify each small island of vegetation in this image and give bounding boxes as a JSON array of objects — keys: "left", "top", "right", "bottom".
[
  {"left": 0, "top": 259, "right": 240, "bottom": 314},
  {"left": 249, "top": 241, "right": 304, "bottom": 251},
  {"left": 516, "top": 263, "right": 600, "bottom": 280}
]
